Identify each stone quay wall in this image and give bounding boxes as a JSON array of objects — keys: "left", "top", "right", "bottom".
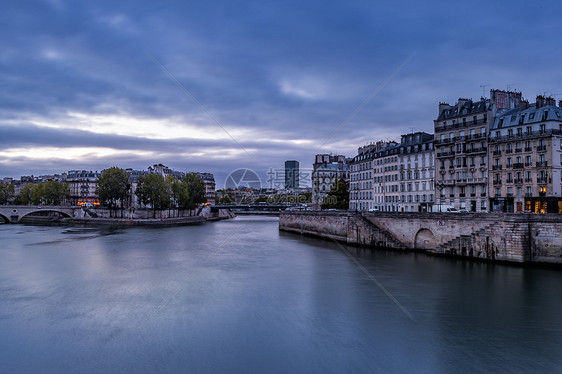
[{"left": 279, "top": 211, "right": 562, "bottom": 264}]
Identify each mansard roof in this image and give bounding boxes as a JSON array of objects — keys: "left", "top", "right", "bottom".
[{"left": 492, "top": 104, "right": 562, "bottom": 129}]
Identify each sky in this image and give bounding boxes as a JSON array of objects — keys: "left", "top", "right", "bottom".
[{"left": 1, "top": 0, "right": 562, "bottom": 189}]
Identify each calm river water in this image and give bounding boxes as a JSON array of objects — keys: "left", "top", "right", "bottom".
[{"left": 0, "top": 216, "right": 561, "bottom": 373}]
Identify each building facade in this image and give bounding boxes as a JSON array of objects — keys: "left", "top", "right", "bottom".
[
  {"left": 66, "top": 170, "right": 100, "bottom": 205},
  {"left": 197, "top": 172, "right": 216, "bottom": 205},
  {"left": 284, "top": 160, "right": 299, "bottom": 189},
  {"left": 489, "top": 96, "right": 562, "bottom": 213},
  {"left": 434, "top": 97, "right": 491, "bottom": 211},
  {"left": 397, "top": 132, "right": 435, "bottom": 212},
  {"left": 311, "top": 154, "right": 350, "bottom": 208}
]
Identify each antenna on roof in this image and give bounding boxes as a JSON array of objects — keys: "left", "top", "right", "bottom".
[{"left": 480, "top": 84, "right": 490, "bottom": 98}]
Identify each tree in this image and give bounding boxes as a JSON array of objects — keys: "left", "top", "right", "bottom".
[
  {"left": 136, "top": 174, "right": 171, "bottom": 216},
  {"left": 219, "top": 194, "right": 233, "bottom": 204},
  {"left": 0, "top": 182, "right": 14, "bottom": 205},
  {"left": 169, "top": 177, "right": 190, "bottom": 209},
  {"left": 321, "top": 178, "right": 349, "bottom": 210},
  {"left": 97, "top": 167, "right": 130, "bottom": 214},
  {"left": 42, "top": 180, "right": 70, "bottom": 205},
  {"left": 28, "top": 181, "right": 69, "bottom": 205},
  {"left": 15, "top": 184, "right": 33, "bottom": 205},
  {"left": 182, "top": 173, "right": 207, "bottom": 209}
]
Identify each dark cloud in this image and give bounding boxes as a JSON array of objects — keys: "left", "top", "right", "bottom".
[{"left": 2, "top": 0, "right": 562, "bottom": 187}]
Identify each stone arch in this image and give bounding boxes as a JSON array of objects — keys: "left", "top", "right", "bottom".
[
  {"left": 414, "top": 228, "right": 436, "bottom": 250},
  {"left": 0, "top": 213, "right": 9, "bottom": 223},
  {"left": 19, "top": 209, "right": 71, "bottom": 222}
]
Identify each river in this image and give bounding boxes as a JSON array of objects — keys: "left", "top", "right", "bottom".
[{"left": 0, "top": 216, "right": 561, "bottom": 373}]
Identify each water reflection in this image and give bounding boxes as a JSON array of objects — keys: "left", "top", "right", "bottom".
[{"left": 0, "top": 217, "right": 560, "bottom": 373}]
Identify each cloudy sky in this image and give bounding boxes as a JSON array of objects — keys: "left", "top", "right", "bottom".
[{"left": 1, "top": 0, "right": 562, "bottom": 188}]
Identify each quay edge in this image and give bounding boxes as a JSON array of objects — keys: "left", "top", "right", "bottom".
[{"left": 279, "top": 211, "right": 562, "bottom": 265}]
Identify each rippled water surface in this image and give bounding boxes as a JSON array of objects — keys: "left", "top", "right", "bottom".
[{"left": 0, "top": 216, "right": 561, "bottom": 373}]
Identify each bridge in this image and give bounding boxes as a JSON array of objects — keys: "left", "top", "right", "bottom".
[
  {"left": 0, "top": 205, "right": 81, "bottom": 223},
  {"left": 211, "top": 204, "right": 299, "bottom": 213}
]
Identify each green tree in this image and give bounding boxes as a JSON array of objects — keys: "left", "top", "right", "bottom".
[
  {"left": 136, "top": 174, "right": 171, "bottom": 216},
  {"left": 17, "top": 184, "right": 33, "bottom": 205},
  {"left": 0, "top": 182, "right": 14, "bottom": 205},
  {"left": 97, "top": 167, "right": 130, "bottom": 214},
  {"left": 321, "top": 179, "right": 349, "bottom": 210},
  {"left": 29, "top": 181, "right": 70, "bottom": 205},
  {"left": 219, "top": 194, "right": 233, "bottom": 204},
  {"left": 169, "top": 177, "right": 190, "bottom": 209},
  {"left": 182, "top": 173, "right": 207, "bottom": 209}
]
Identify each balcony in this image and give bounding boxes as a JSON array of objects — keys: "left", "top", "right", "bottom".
[
  {"left": 459, "top": 193, "right": 466, "bottom": 197},
  {"left": 537, "top": 178, "right": 548, "bottom": 184},
  {"left": 493, "top": 150, "right": 502, "bottom": 156},
  {"left": 524, "top": 147, "right": 532, "bottom": 152},
  {"left": 466, "top": 147, "right": 487, "bottom": 154},
  {"left": 525, "top": 178, "right": 533, "bottom": 183},
  {"left": 470, "top": 193, "right": 476, "bottom": 197},
  {"left": 514, "top": 178, "right": 523, "bottom": 184},
  {"left": 513, "top": 163, "right": 524, "bottom": 169},
  {"left": 449, "top": 194, "right": 455, "bottom": 198},
  {"left": 492, "top": 165, "right": 502, "bottom": 170},
  {"left": 536, "top": 161, "right": 548, "bottom": 167},
  {"left": 507, "top": 193, "right": 514, "bottom": 197},
  {"left": 524, "top": 162, "right": 532, "bottom": 167},
  {"left": 537, "top": 145, "right": 547, "bottom": 152},
  {"left": 493, "top": 180, "right": 502, "bottom": 185},
  {"left": 506, "top": 179, "right": 514, "bottom": 183},
  {"left": 481, "top": 192, "right": 487, "bottom": 197},
  {"left": 515, "top": 148, "right": 522, "bottom": 153},
  {"left": 437, "top": 151, "right": 455, "bottom": 157},
  {"left": 505, "top": 149, "right": 513, "bottom": 154}
]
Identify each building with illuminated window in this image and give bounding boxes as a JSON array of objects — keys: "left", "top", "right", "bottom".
[{"left": 489, "top": 95, "right": 562, "bottom": 213}]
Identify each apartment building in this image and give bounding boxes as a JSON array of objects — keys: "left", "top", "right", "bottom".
[{"left": 489, "top": 96, "right": 562, "bottom": 213}]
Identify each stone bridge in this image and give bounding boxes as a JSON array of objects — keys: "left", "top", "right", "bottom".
[
  {"left": 0, "top": 205, "right": 81, "bottom": 223},
  {"left": 279, "top": 211, "right": 562, "bottom": 264}
]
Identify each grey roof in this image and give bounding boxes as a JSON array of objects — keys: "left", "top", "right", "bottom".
[
  {"left": 492, "top": 104, "right": 562, "bottom": 129},
  {"left": 438, "top": 99, "right": 489, "bottom": 120}
]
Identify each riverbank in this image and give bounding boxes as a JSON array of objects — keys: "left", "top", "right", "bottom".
[
  {"left": 279, "top": 211, "right": 562, "bottom": 265},
  {"left": 63, "top": 215, "right": 207, "bottom": 226}
]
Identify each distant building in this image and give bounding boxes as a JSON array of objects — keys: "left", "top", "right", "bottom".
[
  {"left": 66, "top": 170, "right": 100, "bottom": 205},
  {"left": 489, "top": 95, "right": 562, "bottom": 213},
  {"left": 398, "top": 132, "right": 435, "bottom": 212},
  {"left": 312, "top": 154, "right": 350, "bottom": 208},
  {"left": 349, "top": 141, "right": 396, "bottom": 211},
  {"left": 197, "top": 172, "right": 216, "bottom": 205},
  {"left": 284, "top": 160, "right": 299, "bottom": 189}
]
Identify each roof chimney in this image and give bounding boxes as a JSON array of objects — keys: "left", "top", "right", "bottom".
[
  {"left": 536, "top": 95, "right": 545, "bottom": 108},
  {"left": 438, "top": 102, "right": 452, "bottom": 116},
  {"left": 545, "top": 96, "right": 556, "bottom": 107}
]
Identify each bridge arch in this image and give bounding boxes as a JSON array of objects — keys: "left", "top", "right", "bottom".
[
  {"left": 19, "top": 209, "right": 72, "bottom": 222},
  {"left": 414, "top": 228, "right": 436, "bottom": 250},
  {"left": 0, "top": 213, "right": 9, "bottom": 223}
]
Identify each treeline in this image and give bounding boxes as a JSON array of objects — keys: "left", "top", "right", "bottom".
[
  {"left": 97, "top": 167, "right": 207, "bottom": 214},
  {"left": 0, "top": 180, "right": 69, "bottom": 205},
  {"left": 0, "top": 167, "right": 208, "bottom": 212}
]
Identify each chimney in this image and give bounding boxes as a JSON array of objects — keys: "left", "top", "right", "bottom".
[
  {"left": 536, "top": 95, "right": 545, "bottom": 108},
  {"left": 545, "top": 96, "right": 556, "bottom": 107},
  {"left": 457, "top": 98, "right": 470, "bottom": 111},
  {"left": 438, "top": 102, "right": 451, "bottom": 116}
]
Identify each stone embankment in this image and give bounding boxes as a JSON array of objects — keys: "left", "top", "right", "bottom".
[{"left": 279, "top": 211, "right": 562, "bottom": 264}]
